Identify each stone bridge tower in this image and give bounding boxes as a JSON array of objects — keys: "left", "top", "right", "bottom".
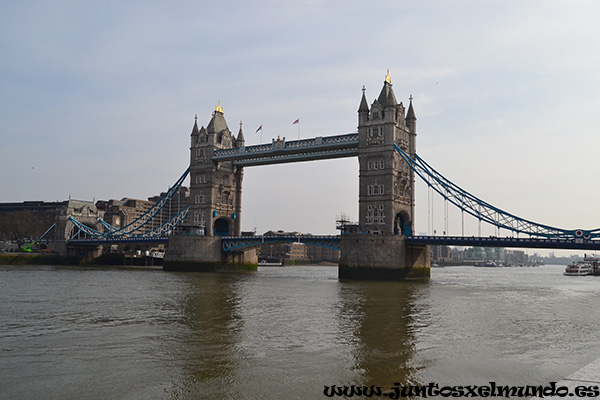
[
  {"left": 357, "top": 71, "right": 416, "bottom": 236},
  {"left": 189, "top": 103, "right": 244, "bottom": 236},
  {"left": 51, "top": 200, "right": 103, "bottom": 257},
  {"left": 339, "top": 72, "right": 429, "bottom": 280},
  {"left": 165, "top": 103, "right": 256, "bottom": 271}
]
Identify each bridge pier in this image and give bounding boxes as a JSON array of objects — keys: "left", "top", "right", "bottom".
[
  {"left": 163, "top": 235, "right": 258, "bottom": 272},
  {"left": 50, "top": 241, "right": 103, "bottom": 258},
  {"left": 338, "top": 235, "right": 430, "bottom": 280}
]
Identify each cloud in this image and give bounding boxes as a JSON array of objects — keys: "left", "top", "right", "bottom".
[{"left": 2, "top": 0, "right": 600, "bottom": 241}]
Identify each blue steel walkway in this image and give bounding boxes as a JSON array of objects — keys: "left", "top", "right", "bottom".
[
  {"left": 405, "top": 236, "right": 600, "bottom": 251},
  {"left": 68, "top": 235, "right": 600, "bottom": 252}
]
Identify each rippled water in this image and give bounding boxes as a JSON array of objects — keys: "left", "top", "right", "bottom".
[{"left": 1, "top": 264, "right": 599, "bottom": 399}]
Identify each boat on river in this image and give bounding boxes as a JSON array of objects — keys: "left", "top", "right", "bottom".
[
  {"left": 475, "top": 261, "right": 502, "bottom": 267},
  {"left": 258, "top": 258, "right": 284, "bottom": 267},
  {"left": 564, "top": 261, "right": 591, "bottom": 276}
]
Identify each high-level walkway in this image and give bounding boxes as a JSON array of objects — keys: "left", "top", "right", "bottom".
[{"left": 212, "top": 133, "right": 358, "bottom": 166}]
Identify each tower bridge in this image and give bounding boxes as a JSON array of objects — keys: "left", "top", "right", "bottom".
[
  {"left": 61, "top": 71, "right": 600, "bottom": 279},
  {"left": 163, "top": 70, "right": 428, "bottom": 279}
]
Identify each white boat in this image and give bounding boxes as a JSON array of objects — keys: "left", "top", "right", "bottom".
[
  {"left": 564, "top": 261, "right": 591, "bottom": 276},
  {"left": 475, "top": 261, "right": 501, "bottom": 267},
  {"left": 258, "top": 260, "right": 283, "bottom": 267}
]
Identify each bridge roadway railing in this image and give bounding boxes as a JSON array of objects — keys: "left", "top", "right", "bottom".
[
  {"left": 69, "top": 234, "right": 600, "bottom": 251},
  {"left": 212, "top": 133, "right": 358, "bottom": 167},
  {"left": 68, "top": 236, "right": 169, "bottom": 245},
  {"left": 221, "top": 235, "right": 342, "bottom": 252},
  {"left": 406, "top": 235, "right": 600, "bottom": 250}
]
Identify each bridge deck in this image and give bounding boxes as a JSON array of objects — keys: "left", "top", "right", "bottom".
[
  {"left": 67, "top": 234, "right": 600, "bottom": 252},
  {"left": 405, "top": 235, "right": 600, "bottom": 250},
  {"left": 212, "top": 133, "right": 358, "bottom": 166},
  {"left": 68, "top": 236, "right": 169, "bottom": 245}
]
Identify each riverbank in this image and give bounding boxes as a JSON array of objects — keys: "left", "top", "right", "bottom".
[
  {"left": 0, "top": 253, "right": 162, "bottom": 267},
  {"left": 0, "top": 253, "right": 82, "bottom": 266}
]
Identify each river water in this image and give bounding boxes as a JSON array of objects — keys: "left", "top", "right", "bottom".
[{"left": 1, "top": 264, "right": 599, "bottom": 399}]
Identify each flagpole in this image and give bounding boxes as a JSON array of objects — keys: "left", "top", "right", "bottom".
[
  {"left": 293, "top": 118, "right": 300, "bottom": 140},
  {"left": 256, "top": 124, "right": 263, "bottom": 144}
]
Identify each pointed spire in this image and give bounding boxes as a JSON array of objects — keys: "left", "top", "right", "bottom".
[
  {"left": 358, "top": 85, "right": 369, "bottom": 113},
  {"left": 378, "top": 70, "right": 397, "bottom": 107},
  {"left": 215, "top": 100, "right": 223, "bottom": 113},
  {"left": 236, "top": 121, "right": 245, "bottom": 145},
  {"left": 406, "top": 95, "right": 416, "bottom": 120},
  {"left": 191, "top": 114, "right": 199, "bottom": 136}
]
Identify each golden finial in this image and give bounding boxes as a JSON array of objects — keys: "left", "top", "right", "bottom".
[
  {"left": 385, "top": 69, "right": 391, "bottom": 84},
  {"left": 215, "top": 100, "right": 223, "bottom": 113}
]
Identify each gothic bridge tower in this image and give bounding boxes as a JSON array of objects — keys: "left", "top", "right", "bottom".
[
  {"left": 189, "top": 102, "right": 244, "bottom": 236},
  {"left": 339, "top": 72, "right": 429, "bottom": 280},
  {"left": 357, "top": 71, "right": 416, "bottom": 236},
  {"left": 164, "top": 103, "right": 256, "bottom": 271}
]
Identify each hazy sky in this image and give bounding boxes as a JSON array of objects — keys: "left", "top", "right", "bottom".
[{"left": 2, "top": 0, "right": 600, "bottom": 243}]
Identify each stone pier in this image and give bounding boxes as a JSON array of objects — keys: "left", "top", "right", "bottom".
[
  {"left": 163, "top": 235, "right": 258, "bottom": 272},
  {"left": 338, "top": 235, "right": 430, "bottom": 280}
]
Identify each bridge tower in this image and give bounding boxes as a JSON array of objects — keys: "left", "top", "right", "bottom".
[
  {"left": 164, "top": 103, "right": 257, "bottom": 271},
  {"left": 51, "top": 200, "right": 103, "bottom": 257},
  {"left": 339, "top": 72, "right": 430, "bottom": 280},
  {"left": 357, "top": 71, "right": 416, "bottom": 235},
  {"left": 189, "top": 103, "right": 244, "bottom": 237}
]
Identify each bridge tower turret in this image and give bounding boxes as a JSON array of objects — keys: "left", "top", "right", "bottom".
[
  {"left": 188, "top": 103, "right": 244, "bottom": 236},
  {"left": 356, "top": 71, "right": 415, "bottom": 236}
]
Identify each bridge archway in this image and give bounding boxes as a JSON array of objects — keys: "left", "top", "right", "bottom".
[
  {"left": 214, "top": 218, "right": 231, "bottom": 236},
  {"left": 68, "top": 222, "right": 99, "bottom": 240},
  {"left": 394, "top": 212, "right": 412, "bottom": 236}
]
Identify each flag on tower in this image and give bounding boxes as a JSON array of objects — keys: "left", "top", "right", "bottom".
[
  {"left": 256, "top": 125, "right": 262, "bottom": 133},
  {"left": 292, "top": 119, "right": 299, "bottom": 125}
]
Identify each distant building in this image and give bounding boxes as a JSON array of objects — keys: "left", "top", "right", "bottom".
[
  {"left": 147, "top": 186, "right": 190, "bottom": 228},
  {"left": 96, "top": 198, "right": 154, "bottom": 234},
  {"left": 430, "top": 245, "right": 451, "bottom": 262},
  {"left": 0, "top": 184, "right": 190, "bottom": 245},
  {"left": 306, "top": 244, "right": 340, "bottom": 263},
  {"left": 95, "top": 186, "right": 190, "bottom": 235},
  {"left": 256, "top": 230, "right": 340, "bottom": 263},
  {"left": 504, "top": 249, "right": 529, "bottom": 266},
  {"left": 289, "top": 242, "right": 307, "bottom": 260},
  {"left": 463, "top": 246, "right": 504, "bottom": 262},
  {"left": 0, "top": 200, "right": 99, "bottom": 245}
]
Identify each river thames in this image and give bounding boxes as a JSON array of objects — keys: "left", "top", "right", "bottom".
[{"left": 1, "top": 263, "right": 599, "bottom": 399}]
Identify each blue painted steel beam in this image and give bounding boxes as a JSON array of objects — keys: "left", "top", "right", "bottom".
[
  {"left": 221, "top": 235, "right": 341, "bottom": 252},
  {"left": 68, "top": 236, "right": 169, "bottom": 245},
  {"left": 394, "top": 144, "right": 600, "bottom": 240},
  {"left": 406, "top": 235, "right": 600, "bottom": 250}
]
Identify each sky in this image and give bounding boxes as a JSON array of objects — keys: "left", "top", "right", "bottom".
[{"left": 2, "top": 0, "right": 600, "bottom": 249}]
